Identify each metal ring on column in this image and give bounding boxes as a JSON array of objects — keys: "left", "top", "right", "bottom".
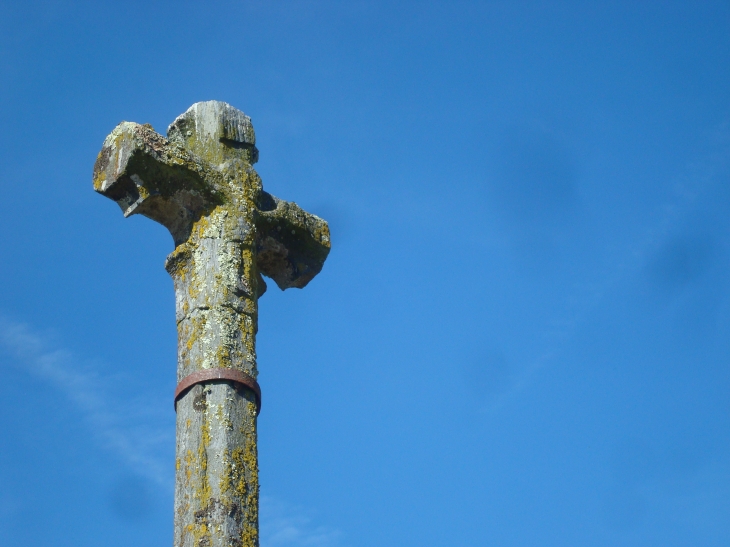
[{"left": 174, "top": 368, "right": 261, "bottom": 414}]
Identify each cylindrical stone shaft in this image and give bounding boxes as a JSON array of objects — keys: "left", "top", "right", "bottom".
[
  {"left": 174, "top": 383, "right": 258, "bottom": 547},
  {"left": 168, "top": 207, "right": 261, "bottom": 547}
]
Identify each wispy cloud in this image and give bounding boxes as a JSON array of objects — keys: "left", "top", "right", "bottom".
[
  {"left": 0, "top": 317, "right": 173, "bottom": 486},
  {"left": 0, "top": 317, "right": 344, "bottom": 542},
  {"left": 261, "top": 497, "right": 343, "bottom": 547},
  {"left": 481, "top": 119, "right": 730, "bottom": 412}
]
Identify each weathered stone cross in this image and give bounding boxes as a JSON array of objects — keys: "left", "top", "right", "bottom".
[{"left": 93, "top": 101, "right": 330, "bottom": 546}]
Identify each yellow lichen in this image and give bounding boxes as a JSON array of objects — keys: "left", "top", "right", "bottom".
[{"left": 94, "top": 104, "right": 329, "bottom": 547}]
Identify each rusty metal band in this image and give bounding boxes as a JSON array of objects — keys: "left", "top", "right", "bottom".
[{"left": 174, "top": 368, "right": 261, "bottom": 413}]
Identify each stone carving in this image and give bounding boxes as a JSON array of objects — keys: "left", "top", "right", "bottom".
[{"left": 94, "top": 101, "right": 330, "bottom": 547}]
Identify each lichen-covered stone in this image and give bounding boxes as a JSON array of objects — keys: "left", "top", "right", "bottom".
[{"left": 93, "top": 101, "right": 330, "bottom": 547}]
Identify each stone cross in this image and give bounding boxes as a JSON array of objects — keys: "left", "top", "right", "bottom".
[{"left": 93, "top": 101, "right": 330, "bottom": 547}]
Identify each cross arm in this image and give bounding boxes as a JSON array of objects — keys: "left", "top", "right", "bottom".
[
  {"left": 93, "top": 121, "right": 222, "bottom": 244},
  {"left": 255, "top": 192, "right": 331, "bottom": 290}
]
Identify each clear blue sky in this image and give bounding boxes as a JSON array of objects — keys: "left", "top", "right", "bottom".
[{"left": 1, "top": 1, "right": 729, "bottom": 546}]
